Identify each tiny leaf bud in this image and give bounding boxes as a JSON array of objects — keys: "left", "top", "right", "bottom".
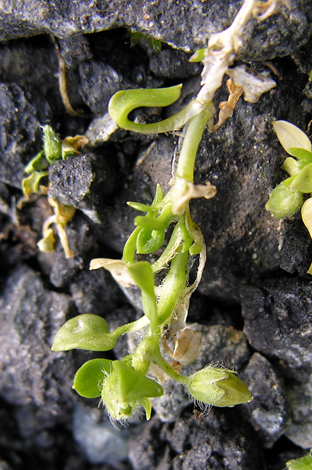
[{"left": 186, "top": 367, "right": 252, "bottom": 407}]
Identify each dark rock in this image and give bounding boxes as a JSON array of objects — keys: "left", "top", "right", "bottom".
[
  {"left": 69, "top": 268, "right": 125, "bottom": 316},
  {"left": 240, "top": 280, "right": 312, "bottom": 380},
  {"left": 48, "top": 153, "right": 118, "bottom": 224},
  {"left": 129, "top": 408, "right": 264, "bottom": 470},
  {"left": 148, "top": 48, "right": 201, "bottom": 79},
  {"left": 241, "top": 353, "right": 290, "bottom": 448},
  {"left": 0, "top": 264, "right": 77, "bottom": 433},
  {"left": 49, "top": 214, "right": 95, "bottom": 288},
  {"left": 285, "top": 372, "right": 312, "bottom": 449},
  {"left": 1, "top": 1, "right": 311, "bottom": 62},
  {"left": 0, "top": 83, "right": 51, "bottom": 188},
  {"left": 78, "top": 61, "right": 123, "bottom": 115}
]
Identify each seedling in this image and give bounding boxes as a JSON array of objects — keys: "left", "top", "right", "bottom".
[
  {"left": 52, "top": 0, "right": 283, "bottom": 424},
  {"left": 21, "top": 125, "right": 88, "bottom": 258},
  {"left": 266, "top": 120, "right": 312, "bottom": 273}
]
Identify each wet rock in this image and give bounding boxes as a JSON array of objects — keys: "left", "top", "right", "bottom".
[
  {"left": 0, "top": 264, "right": 77, "bottom": 433},
  {"left": 285, "top": 372, "right": 312, "bottom": 449},
  {"left": 241, "top": 353, "right": 290, "bottom": 448},
  {"left": 129, "top": 407, "right": 263, "bottom": 470},
  {"left": 240, "top": 279, "right": 312, "bottom": 381},
  {"left": 48, "top": 153, "right": 118, "bottom": 224},
  {"left": 1, "top": 1, "right": 311, "bottom": 62},
  {"left": 0, "top": 83, "right": 51, "bottom": 188}
]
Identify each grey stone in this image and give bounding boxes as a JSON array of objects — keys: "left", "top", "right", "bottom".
[
  {"left": 0, "top": 83, "right": 51, "bottom": 188},
  {"left": 48, "top": 214, "right": 95, "bottom": 288},
  {"left": 0, "top": 264, "right": 76, "bottom": 434},
  {"left": 69, "top": 268, "right": 125, "bottom": 316},
  {"left": 73, "top": 403, "right": 129, "bottom": 465},
  {"left": 241, "top": 353, "right": 290, "bottom": 447},
  {"left": 285, "top": 372, "right": 312, "bottom": 449},
  {"left": 0, "top": 1, "right": 311, "bottom": 62},
  {"left": 48, "top": 153, "right": 118, "bottom": 224},
  {"left": 129, "top": 408, "right": 263, "bottom": 470},
  {"left": 241, "top": 279, "right": 312, "bottom": 380}
]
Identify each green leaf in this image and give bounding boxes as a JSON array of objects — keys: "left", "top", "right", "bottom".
[
  {"left": 73, "top": 358, "right": 113, "bottom": 398},
  {"left": 189, "top": 48, "right": 205, "bottom": 62},
  {"left": 127, "top": 201, "right": 155, "bottom": 212},
  {"left": 281, "top": 157, "right": 302, "bottom": 176},
  {"left": 301, "top": 197, "right": 312, "bottom": 239},
  {"left": 24, "top": 150, "right": 49, "bottom": 173},
  {"left": 273, "top": 121, "right": 312, "bottom": 155},
  {"left": 127, "top": 261, "right": 157, "bottom": 326},
  {"left": 112, "top": 360, "right": 163, "bottom": 402},
  {"left": 37, "top": 228, "right": 55, "bottom": 252},
  {"left": 286, "top": 449, "right": 312, "bottom": 470},
  {"left": 22, "top": 171, "right": 49, "bottom": 197},
  {"left": 108, "top": 85, "right": 199, "bottom": 134},
  {"left": 136, "top": 227, "right": 165, "bottom": 254},
  {"left": 44, "top": 125, "right": 62, "bottom": 164},
  {"left": 52, "top": 314, "right": 116, "bottom": 351},
  {"left": 287, "top": 163, "right": 312, "bottom": 193},
  {"left": 288, "top": 147, "right": 312, "bottom": 163},
  {"left": 265, "top": 184, "right": 303, "bottom": 219}
]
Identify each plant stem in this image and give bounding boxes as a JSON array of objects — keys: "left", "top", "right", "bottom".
[
  {"left": 156, "top": 246, "right": 189, "bottom": 325},
  {"left": 151, "top": 341, "right": 188, "bottom": 385},
  {"left": 111, "top": 315, "right": 150, "bottom": 339},
  {"left": 175, "top": 103, "right": 214, "bottom": 182}
]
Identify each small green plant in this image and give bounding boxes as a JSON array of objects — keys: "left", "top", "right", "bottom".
[
  {"left": 286, "top": 449, "right": 312, "bottom": 470},
  {"left": 265, "top": 120, "right": 312, "bottom": 273},
  {"left": 52, "top": 0, "right": 282, "bottom": 424},
  {"left": 21, "top": 125, "right": 88, "bottom": 258}
]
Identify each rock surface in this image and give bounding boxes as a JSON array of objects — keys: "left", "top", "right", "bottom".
[
  {"left": 0, "top": 1, "right": 312, "bottom": 469},
  {"left": 1, "top": 1, "right": 312, "bottom": 60}
]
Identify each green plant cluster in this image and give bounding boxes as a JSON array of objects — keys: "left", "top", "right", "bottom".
[
  {"left": 266, "top": 121, "right": 312, "bottom": 273},
  {"left": 52, "top": 82, "right": 252, "bottom": 422},
  {"left": 51, "top": 0, "right": 281, "bottom": 424}
]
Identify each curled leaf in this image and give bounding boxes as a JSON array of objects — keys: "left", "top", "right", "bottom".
[
  {"left": 172, "top": 328, "right": 202, "bottom": 365},
  {"left": 211, "top": 79, "right": 243, "bottom": 132},
  {"left": 22, "top": 171, "right": 49, "bottom": 197},
  {"left": 226, "top": 65, "right": 276, "bottom": 103},
  {"left": 62, "top": 135, "right": 89, "bottom": 159},
  {"left": 24, "top": 150, "right": 48, "bottom": 173},
  {"left": 90, "top": 258, "right": 135, "bottom": 287},
  {"left": 37, "top": 227, "right": 55, "bottom": 253},
  {"left": 172, "top": 179, "right": 217, "bottom": 215},
  {"left": 109, "top": 84, "right": 200, "bottom": 134}
]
